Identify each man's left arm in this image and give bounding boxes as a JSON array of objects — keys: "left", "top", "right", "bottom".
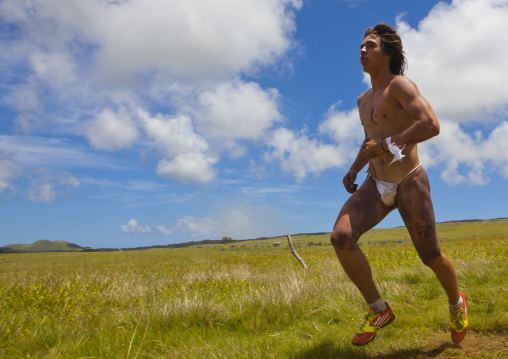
[
  {"left": 361, "top": 77, "right": 440, "bottom": 160},
  {"left": 388, "top": 76, "right": 440, "bottom": 147}
]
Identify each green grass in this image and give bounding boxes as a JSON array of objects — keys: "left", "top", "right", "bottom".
[
  {"left": 0, "top": 221, "right": 507, "bottom": 358},
  {"left": 245, "top": 218, "right": 508, "bottom": 249}
]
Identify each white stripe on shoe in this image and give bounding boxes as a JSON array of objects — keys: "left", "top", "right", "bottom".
[{"left": 373, "top": 313, "right": 389, "bottom": 327}]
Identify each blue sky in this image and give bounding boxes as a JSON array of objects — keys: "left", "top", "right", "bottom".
[{"left": 1, "top": 0, "right": 507, "bottom": 249}]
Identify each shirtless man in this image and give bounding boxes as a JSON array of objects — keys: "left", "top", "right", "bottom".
[{"left": 330, "top": 23, "right": 468, "bottom": 346}]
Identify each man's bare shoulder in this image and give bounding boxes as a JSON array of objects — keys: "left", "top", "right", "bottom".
[{"left": 389, "top": 75, "right": 420, "bottom": 97}]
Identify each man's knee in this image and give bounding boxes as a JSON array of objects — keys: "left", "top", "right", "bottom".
[
  {"left": 418, "top": 250, "right": 442, "bottom": 267},
  {"left": 407, "top": 222, "right": 441, "bottom": 266},
  {"left": 330, "top": 227, "right": 358, "bottom": 251}
]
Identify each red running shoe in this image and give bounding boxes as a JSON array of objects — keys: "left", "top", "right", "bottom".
[
  {"left": 352, "top": 302, "right": 395, "bottom": 346},
  {"left": 450, "top": 292, "right": 468, "bottom": 343}
]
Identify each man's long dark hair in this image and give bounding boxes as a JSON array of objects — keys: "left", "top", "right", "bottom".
[{"left": 364, "top": 23, "right": 407, "bottom": 75}]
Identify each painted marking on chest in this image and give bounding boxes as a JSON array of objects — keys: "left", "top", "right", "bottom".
[{"left": 370, "top": 109, "right": 377, "bottom": 125}]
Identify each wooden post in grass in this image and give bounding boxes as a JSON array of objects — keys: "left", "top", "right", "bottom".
[{"left": 286, "top": 234, "right": 307, "bottom": 269}]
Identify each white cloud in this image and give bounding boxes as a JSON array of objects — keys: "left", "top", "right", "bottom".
[
  {"left": 1, "top": 0, "right": 301, "bottom": 83},
  {"left": 121, "top": 219, "right": 152, "bottom": 234},
  {"left": 156, "top": 153, "right": 217, "bottom": 184},
  {"left": 27, "top": 169, "right": 80, "bottom": 202},
  {"left": 397, "top": 0, "right": 508, "bottom": 121},
  {"left": 264, "top": 105, "right": 363, "bottom": 180},
  {"left": 8, "top": 0, "right": 506, "bottom": 188},
  {"left": 420, "top": 120, "right": 508, "bottom": 185},
  {"left": 85, "top": 108, "right": 140, "bottom": 151},
  {"left": 485, "top": 121, "right": 508, "bottom": 177},
  {"left": 92, "top": 0, "right": 302, "bottom": 81},
  {"left": 392, "top": 0, "right": 508, "bottom": 185},
  {"left": 266, "top": 127, "right": 345, "bottom": 180},
  {"left": 319, "top": 105, "right": 364, "bottom": 148},
  {"left": 139, "top": 111, "right": 218, "bottom": 183},
  {"left": 140, "top": 111, "right": 208, "bottom": 157},
  {"left": 195, "top": 81, "right": 282, "bottom": 140},
  {"left": 1, "top": 0, "right": 302, "bottom": 184}
]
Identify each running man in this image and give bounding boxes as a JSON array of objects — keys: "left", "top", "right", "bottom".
[{"left": 330, "top": 23, "right": 468, "bottom": 346}]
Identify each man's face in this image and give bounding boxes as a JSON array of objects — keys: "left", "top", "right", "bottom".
[{"left": 360, "top": 34, "right": 390, "bottom": 73}]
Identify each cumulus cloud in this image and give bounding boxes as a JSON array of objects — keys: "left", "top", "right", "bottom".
[
  {"left": 139, "top": 110, "right": 218, "bottom": 183},
  {"left": 156, "top": 153, "right": 217, "bottom": 184},
  {"left": 140, "top": 111, "right": 207, "bottom": 157},
  {"left": 0, "top": 0, "right": 302, "bottom": 184},
  {"left": 397, "top": 0, "right": 508, "bottom": 121},
  {"left": 93, "top": 0, "right": 302, "bottom": 81},
  {"left": 121, "top": 219, "right": 152, "bottom": 234},
  {"left": 0, "top": 0, "right": 302, "bottom": 84},
  {"left": 265, "top": 127, "right": 345, "bottom": 180},
  {"left": 485, "top": 121, "right": 508, "bottom": 177},
  {"left": 195, "top": 81, "right": 282, "bottom": 139},
  {"left": 85, "top": 108, "right": 140, "bottom": 151},
  {"left": 5, "top": 0, "right": 507, "bottom": 189},
  {"left": 265, "top": 105, "right": 363, "bottom": 180},
  {"left": 392, "top": 0, "right": 508, "bottom": 184},
  {"left": 420, "top": 120, "right": 508, "bottom": 185},
  {"left": 319, "top": 105, "right": 364, "bottom": 148}
]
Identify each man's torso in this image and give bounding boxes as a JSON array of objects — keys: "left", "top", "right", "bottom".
[{"left": 358, "top": 75, "right": 421, "bottom": 183}]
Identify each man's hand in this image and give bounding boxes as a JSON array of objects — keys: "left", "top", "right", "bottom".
[
  {"left": 361, "top": 137, "right": 384, "bottom": 159},
  {"left": 343, "top": 171, "right": 359, "bottom": 194}
]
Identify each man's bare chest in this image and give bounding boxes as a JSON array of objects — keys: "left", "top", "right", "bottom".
[{"left": 359, "top": 91, "right": 404, "bottom": 134}]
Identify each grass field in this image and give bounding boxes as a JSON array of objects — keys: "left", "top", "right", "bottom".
[{"left": 0, "top": 219, "right": 507, "bottom": 358}]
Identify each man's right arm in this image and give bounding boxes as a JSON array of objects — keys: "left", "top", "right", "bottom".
[
  {"left": 343, "top": 143, "right": 369, "bottom": 193},
  {"left": 343, "top": 96, "right": 369, "bottom": 194}
]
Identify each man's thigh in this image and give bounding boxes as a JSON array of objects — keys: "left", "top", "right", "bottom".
[
  {"left": 396, "top": 167, "right": 441, "bottom": 263},
  {"left": 334, "top": 176, "right": 394, "bottom": 243}
]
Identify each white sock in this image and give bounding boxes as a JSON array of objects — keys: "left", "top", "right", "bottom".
[
  {"left": 368, "top": 297, "right": 388, "bottom": 314},
  {"left": 449, "top": 295, "right": 463, "bottom": 312}
]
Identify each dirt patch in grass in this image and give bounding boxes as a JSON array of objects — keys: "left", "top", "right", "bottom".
[
  {"left": 441, "top": 333, "right": 507, "bottom": 358},
  {"left": 292, "top": 332, "right": 508, "bottom": 359},
  {"left": 392, "top": 332, "right": 508, "bottom": 359}
]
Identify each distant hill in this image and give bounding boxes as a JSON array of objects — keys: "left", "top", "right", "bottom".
[{"left": 2, "top": 240, "right": 84, "bottom": 253}]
